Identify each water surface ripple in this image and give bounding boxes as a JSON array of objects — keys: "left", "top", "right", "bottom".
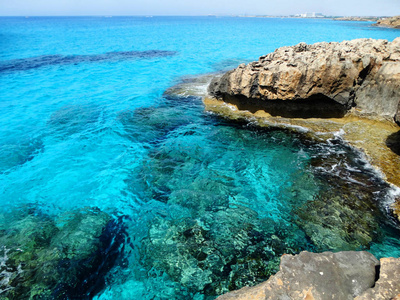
[{"left": 0, "top": 16, "right": 399, "bottom": 299}]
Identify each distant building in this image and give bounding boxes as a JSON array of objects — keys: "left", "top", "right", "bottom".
[{"left": 299, "top": 12, "right": 325, "bottom": 18}]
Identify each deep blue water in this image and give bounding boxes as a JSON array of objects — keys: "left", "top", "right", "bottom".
[{"left": 0, "top": 16, "right": 400, "bottom": 299}]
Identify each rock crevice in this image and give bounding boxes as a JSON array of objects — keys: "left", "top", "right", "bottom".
[{"left": 217, "top": 251, "right": 400, "bottom": 300}]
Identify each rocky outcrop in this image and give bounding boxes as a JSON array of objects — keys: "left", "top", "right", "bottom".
[
  {"left": 374, "top": 16, "right": 400, "bottom": 29},
  {"left": 217, "top": 251, "right": 400, "bottom": 300},
  {"left": 333, "top": 17, "right": 378, "bottom": 22},
  {"left": 209, "top": 38, "right": 400, "bottom": 122}
]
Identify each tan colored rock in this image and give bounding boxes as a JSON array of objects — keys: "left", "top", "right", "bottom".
[
  {"left": 355, "top": 257, "right": 400, "bottom": 300},
  {"left": 374, "top": 16, "right": 400, "bottom": 29},
  {"left": 217, "top": 251, "right": 379, "bottom": 300},
  {"left": 217, "top": 252, "right": 400, "bottom": 300},
  {"left": 209, "top": 38, "right": 400, "bottom": 122}
]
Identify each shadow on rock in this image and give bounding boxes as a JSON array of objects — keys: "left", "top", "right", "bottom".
[{"left": 386, "top": 130, "right": 400, "bottom": 156}]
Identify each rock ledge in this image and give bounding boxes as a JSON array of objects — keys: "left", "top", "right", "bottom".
[
  {"left": 209, "top": 38, "right": 400, "bottom": 122},
  {"left": 217, "top": 251, "right": 400, "bottom": 300}
]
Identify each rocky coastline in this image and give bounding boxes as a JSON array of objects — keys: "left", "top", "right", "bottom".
[
  {"left": 374, "top": 16, "right": 400, "bottom": 29},
  {"left": 333, "top": 17, "right": 378, "bottom": 22},
  {"left": 208, "top": 38, "right": 400, "bottom": 122},
  {"left": 216, "top": 251, "right": 400, "bottom": 300},
  {"left": 206, "top": 37, "right": 400, "bottom": 219},
  {"left": 206, "top": 37, "right": 400, "bottom": 298}
]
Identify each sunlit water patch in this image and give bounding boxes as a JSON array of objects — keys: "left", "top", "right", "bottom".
[{"left": 0, "top": 16, "right": 400, "bottom": 299}]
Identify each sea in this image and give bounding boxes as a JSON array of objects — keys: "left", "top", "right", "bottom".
[{"left": 0, "top": 16, "right": 400, "bottom": 299}]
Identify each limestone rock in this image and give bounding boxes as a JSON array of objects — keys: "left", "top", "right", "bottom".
[
  {"left": 208, "top": 38, "right": 400, "bottom": 122},
  {"left": 217, "top": 251, "right": 380, "bottom": 300},
  {"left": 356, "top": 257, "right": 400, "bottom": 300},
  {"left": 374, "top": 16, "right": 400, "bottom": 29}
]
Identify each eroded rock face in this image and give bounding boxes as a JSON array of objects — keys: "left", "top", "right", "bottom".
[
  {"left": 355, "top": 257, "right": 400, "bottom": 299},
  {"left": 217, "top": 251, "right": 382, "bottom": 300},
  {"left": 209, "top": 38, "right": 400, "bottom": 121}
]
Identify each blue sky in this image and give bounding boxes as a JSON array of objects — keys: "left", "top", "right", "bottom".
[{"left": 0, "top": 0, "right": 399, "bottom": 16}]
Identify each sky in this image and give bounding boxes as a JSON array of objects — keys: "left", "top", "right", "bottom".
[{"left": 0, "top": 0, "right": 399, "bottom": 17}]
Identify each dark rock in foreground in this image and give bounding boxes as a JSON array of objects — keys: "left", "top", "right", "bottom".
[
  {"left": 0, "top": 206, "right": 125, "bottom": 299},
  {"left": 209, "top": 38, "right": 400, "bottom": 122},
  {"left": 217, "top": 251, "right": 400, "bottom": 300}
]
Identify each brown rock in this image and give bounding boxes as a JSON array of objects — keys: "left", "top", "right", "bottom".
[
  {"left": 209, "top": 38, "right": 400, "bottom": 122},
  {"left": 374, "top": 16, "right": 400, "bottom": 29}
]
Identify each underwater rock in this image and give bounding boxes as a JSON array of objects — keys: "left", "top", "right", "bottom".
[
  {"left": 0, "top": 50, "right": 177, "bottom": 73},
  {"left": 294, "top": 139, "right": 393, "bottom": 251},
  {"left": 295, "top": 190, "right": 381, "bottom": 251},
  {"left": 209, "top": 38, "right": 400, "bottom": 122},
  {"left": 0, "top": 206, "right": 125, "bottom": 299},
  {"left": 48, "top": 104, "right": 100, "bottom": 137},
  {"left": 164, "top": 74, "right": 216, "bottom": 98},
  {"left": 0, "top": 137, "right": 43, "bottom": 173},
  {"left": 203, "top": 98, "right": 400, "bottom": 220},
  {"left": 217, "top": 251, "right": 380, "bottom": 300},
  {"left": 118, "top": 99, "right": 197, "bottom": 145},
  {"left": 141, "top": 204, "right": 311, "bottom": 297}
]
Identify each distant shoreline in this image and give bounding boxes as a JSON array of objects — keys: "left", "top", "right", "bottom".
[{"left": 0, "top": 14, "right": 396, "bottom": 19}]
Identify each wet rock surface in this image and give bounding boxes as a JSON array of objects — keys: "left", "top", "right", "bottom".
[
  {"left": 209, "top": 38, "right": 400, "bottom": 122},
  {"left": 217, "top": 251, "right": 399, "bottom": 300},
  {"left": 0, "top": 206, "right": 125, "bottom": 299}
]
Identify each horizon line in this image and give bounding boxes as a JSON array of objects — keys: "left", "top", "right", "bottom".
[{"left": 0, "top": 14, "right": 394, "bottom": 18}]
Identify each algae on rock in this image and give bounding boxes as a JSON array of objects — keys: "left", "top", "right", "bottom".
[{"left": 0, "top": 206, "right": 125, "bottom": 299}]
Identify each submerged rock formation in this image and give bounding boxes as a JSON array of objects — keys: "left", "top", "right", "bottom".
[
  {"left": 374, "top": 16, "right": 400, "bottom": 29},
  {"left": 209, "top": 38, "right": 400, "bottom": 122},
  {"left": 217, "top": 251, "right": 400, "bottom": 300},
  {"left": 0, "top": 206, "right": 125, "bottom": 299}
]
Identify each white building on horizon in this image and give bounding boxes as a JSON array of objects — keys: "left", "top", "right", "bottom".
[{"left": 299, "top": 12, "right": 324, "bottom": 18}]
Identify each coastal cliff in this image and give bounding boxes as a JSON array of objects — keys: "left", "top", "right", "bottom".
[
  {"left": 374, "top": 16, "right": 400, "bottom": 29},
  {"left": 209, "top": 38, "right": 400, "bottom": 122}
]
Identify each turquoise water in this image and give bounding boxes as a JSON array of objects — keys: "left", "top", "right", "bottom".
[{"left": 1, "top": 16, "right": 400, "bottom": 299}]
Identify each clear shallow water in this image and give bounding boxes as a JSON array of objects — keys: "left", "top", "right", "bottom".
[{"left": 0, "top": 16, "right": 400, "bottom": 299}]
